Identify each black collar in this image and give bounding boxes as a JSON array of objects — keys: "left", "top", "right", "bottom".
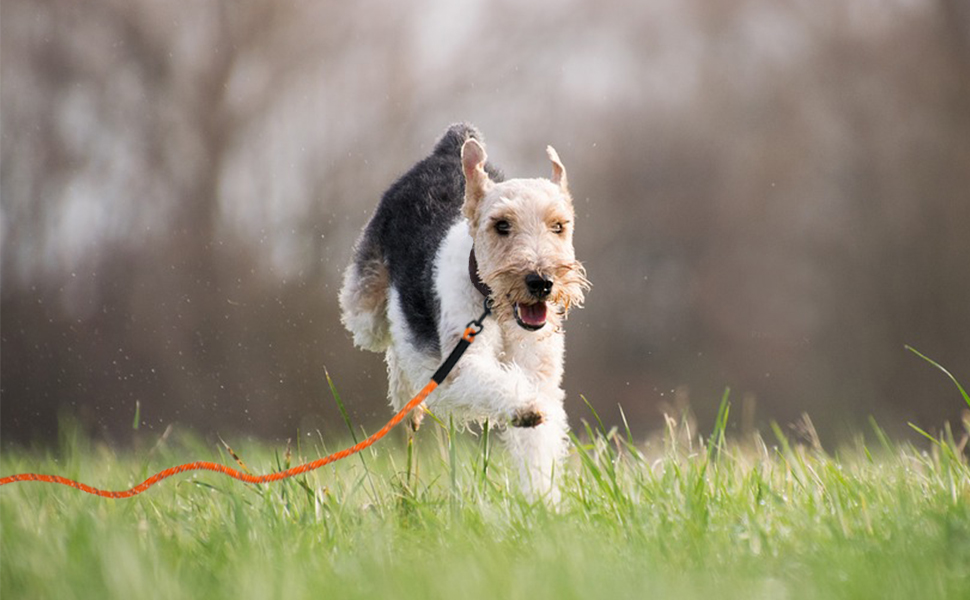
[{"left": 468, "top": 247, "right": 492, "bottom": 299}]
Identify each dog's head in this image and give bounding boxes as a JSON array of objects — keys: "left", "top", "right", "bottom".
[{"left": 461, "top": 139, "right": 589, "bottom": 332}]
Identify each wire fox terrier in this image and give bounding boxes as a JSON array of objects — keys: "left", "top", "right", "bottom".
[{"left": 339, "top": 123, "right": 588, "bottom": 499}]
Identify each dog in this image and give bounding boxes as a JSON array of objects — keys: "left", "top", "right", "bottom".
[{"left": 339, "top": 123, "right": 588, "bottom": 500}]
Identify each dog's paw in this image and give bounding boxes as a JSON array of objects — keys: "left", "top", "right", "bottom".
[
  {"left": 408, "top": 404, "right": 427, "bottom": 432},
  {"left": 511, "top": 409, "right": 545, "bottom": 428}
]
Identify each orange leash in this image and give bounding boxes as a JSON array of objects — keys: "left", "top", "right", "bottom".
[{"left": 0, "top": 304, "right": 491, "bottom": 499}]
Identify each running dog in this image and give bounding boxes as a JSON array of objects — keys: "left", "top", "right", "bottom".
[{"left": 339, "top": 123, "right": 588, "bottom": 500}]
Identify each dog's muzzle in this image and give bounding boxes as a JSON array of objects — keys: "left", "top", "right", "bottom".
[{"left": 515, "top": 273, "right": 553, "bottom": 331}]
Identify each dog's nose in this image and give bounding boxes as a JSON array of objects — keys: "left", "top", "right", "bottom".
[{"left": 525, "top": 273, "right": 554, "bottom": 299}]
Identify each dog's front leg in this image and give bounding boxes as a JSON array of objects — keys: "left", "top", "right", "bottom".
[
  {"left": 436, "top": 348, "right": 568, "bottom": 503},
  {"left": 503, "top": 398, "right": 568, "bottom": 503},
  {"left": 436, "top": 351, "right": 543, "bottom": 424}
]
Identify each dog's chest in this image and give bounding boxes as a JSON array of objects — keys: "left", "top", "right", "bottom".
[{"left": 489, "top": 326, "right": 564, "bottom": 383}]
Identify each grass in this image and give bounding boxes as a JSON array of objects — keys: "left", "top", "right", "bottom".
[
  {"left": 2, "top": 400, "right": 969, "bottom": 600},
  {"left": 4, "top": 343, "right": 970, "bottom": 600}
]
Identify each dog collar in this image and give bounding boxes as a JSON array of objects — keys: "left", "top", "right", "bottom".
[{"left": 468, "top": 247, "right": 493, "bottom": 300}]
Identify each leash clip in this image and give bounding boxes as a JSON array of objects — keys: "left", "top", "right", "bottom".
[{"left": 464, "top": 297, "right": 493, "bottom": 339}]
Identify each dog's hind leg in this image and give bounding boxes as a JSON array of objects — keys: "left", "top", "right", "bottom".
[
  {"left": 385, "top": 345, "right": 426, "bottom": 430},
  {"left": 339, "top": 232, "right": 391, "bottom": 353}
]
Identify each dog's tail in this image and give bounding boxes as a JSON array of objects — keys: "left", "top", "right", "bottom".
[
  {"left": 339, "top": 230, "right": 391, "bottom": 353},
  {"left": 434, "top": 122, "right": 504, "bottom": 182},
  {"left": 433, "top": 122, "right": 483, "bottom": 157}
]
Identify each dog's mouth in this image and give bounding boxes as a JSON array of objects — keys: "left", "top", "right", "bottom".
[{"left": 513, "top": 302, "right": 547, "bottom": 331}]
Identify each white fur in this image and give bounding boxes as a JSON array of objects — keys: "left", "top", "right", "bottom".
[
  {"left": 343, "top": 306, "right": 390, "bottom": 352},
  {"left": 341, "top": 138, "right": 585, "bottom": 504},
  {"left": 375, "top": 221, "right": 569, "bottom": 501}
]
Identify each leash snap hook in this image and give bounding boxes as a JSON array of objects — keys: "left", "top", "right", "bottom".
[{"left": 465, "top": 297, "right": 493, "bottom": 337}]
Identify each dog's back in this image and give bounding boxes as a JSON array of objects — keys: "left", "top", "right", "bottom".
[{"left": 339, "top": 123, "right": 502, "bottom": 354}]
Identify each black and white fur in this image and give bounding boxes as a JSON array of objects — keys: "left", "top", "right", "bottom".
[{"left": 339, "top": 123, "right": 586, "bottom": 500}]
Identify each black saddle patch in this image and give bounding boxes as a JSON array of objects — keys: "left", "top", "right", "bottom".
[{"left": 353, "top": 123, "right": 504, "bottom": 354}]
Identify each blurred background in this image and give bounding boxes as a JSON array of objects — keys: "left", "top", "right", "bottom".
[{"left": 2, "top": 0, "right": 969, "bottom": 448}]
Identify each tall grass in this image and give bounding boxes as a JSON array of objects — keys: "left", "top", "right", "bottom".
[{"left": 3, "top": 354, "right": 970, "bottom": 599}]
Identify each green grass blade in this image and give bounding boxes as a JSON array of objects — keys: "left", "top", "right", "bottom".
[
  {"left": 406, "top": 431, "right": 415, "bottom": 491},
  {"left": 448, "top": 415, "right": 459, "bottom": 512},
  {"left": 905, "top": 345, "right": 970, "bottom": 409},
  {"left": 707, "top": 387, "right": 731, "bottom": 463},
  {"left": 770, "top": 420, "right": 792, "bottom": 456},
  {"left": 323, "top": 368, "right": 380, "bottom": 507},
  {"left": 325, "top": 368, "right": 360, "bottom": 444},
  {"left": 618, "top": 404, "right": 634, "bottom": 446},
  {"left": 581, "top": 394, "right": 607, "bottom": 437}
]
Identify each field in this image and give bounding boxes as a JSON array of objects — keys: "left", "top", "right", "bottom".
[{"left": 3, "top": 390, "right": 969, "bottom": 600}]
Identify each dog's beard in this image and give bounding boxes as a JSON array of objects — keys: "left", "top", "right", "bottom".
[{"left": 485, "top": 262, "right": 588, "bottom": 332}]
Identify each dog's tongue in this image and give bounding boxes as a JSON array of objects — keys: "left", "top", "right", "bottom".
[{"left": 518, "top": 302, "right": 547, "bottom": 327}]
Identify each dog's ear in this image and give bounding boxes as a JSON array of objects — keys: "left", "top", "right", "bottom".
[
  {"left": 461, "top": 139, "right": 492, "bottom": 227},
  {"left": 546, "top": 146, "right": 568, "bottom": 192}
]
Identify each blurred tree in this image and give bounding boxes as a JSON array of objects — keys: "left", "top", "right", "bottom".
[{"left": 2, "top": 0, "right": 968, "bottom": 446}]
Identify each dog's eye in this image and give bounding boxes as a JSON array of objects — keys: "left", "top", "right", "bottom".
[
  {"left": 551, "top": 222, "right": 564, "bottom": 235},
  {"left": 494, "top": 220, "right": 511, "bottom": 236}
]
